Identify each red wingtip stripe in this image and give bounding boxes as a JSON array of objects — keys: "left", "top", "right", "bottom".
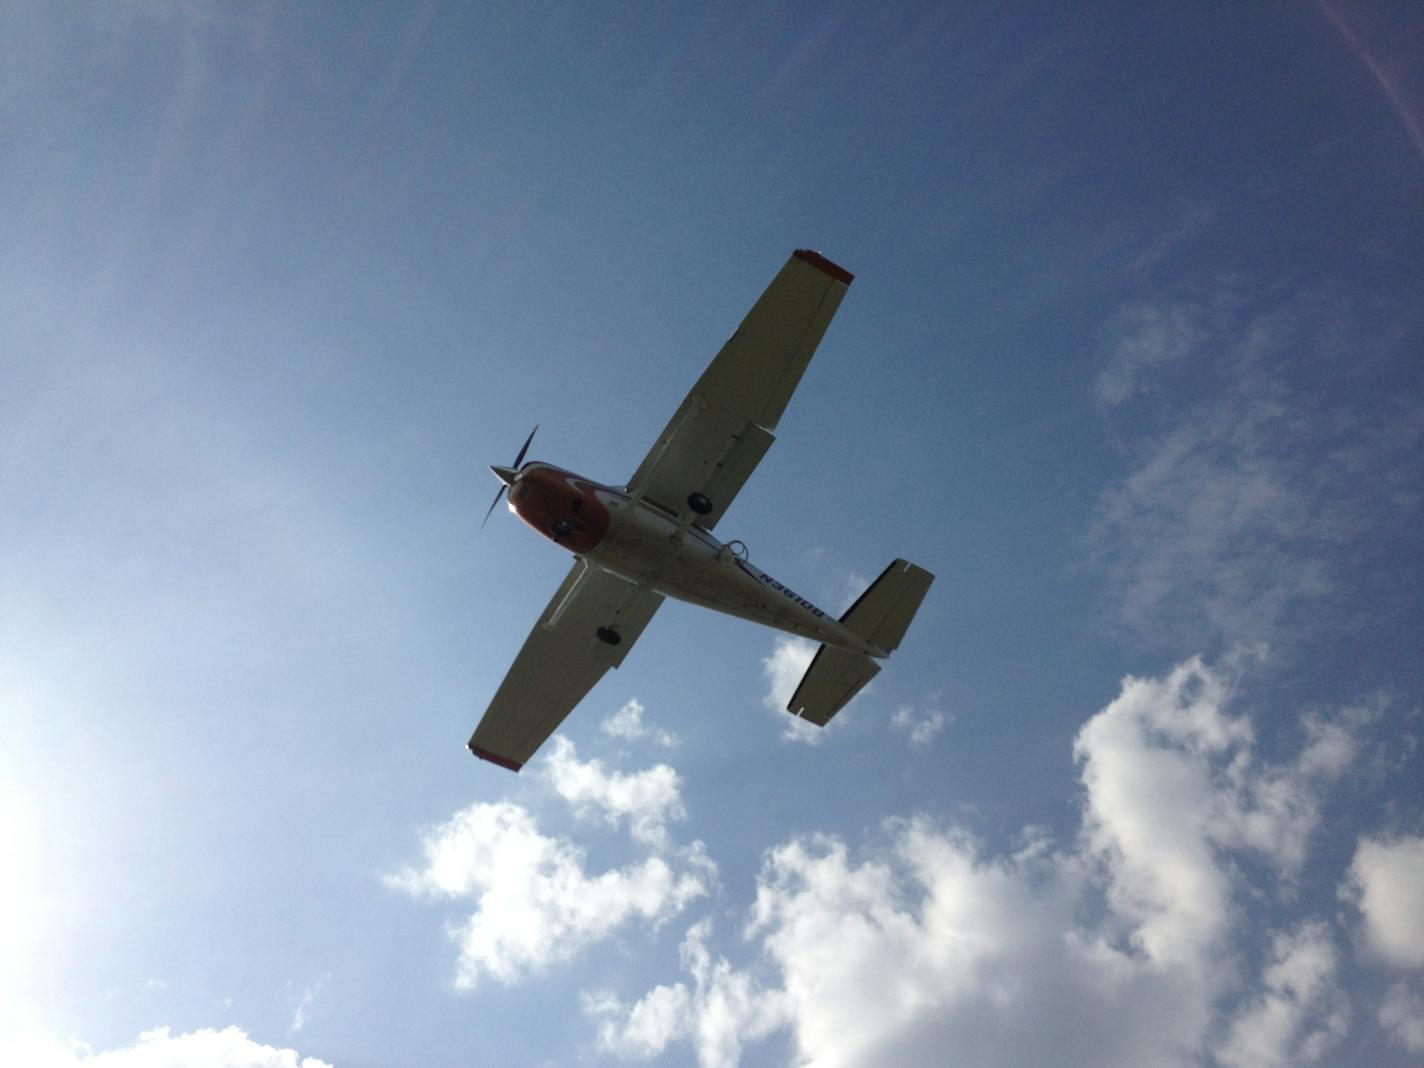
[
  {"left": 793, "top": 249, "right": 854, "bottom": 286},
  {"left": 469, "top": 744, "right": 523, "bottom": 773}
]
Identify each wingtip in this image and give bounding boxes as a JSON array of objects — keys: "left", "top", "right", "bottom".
[
  {"left": 468, "top": 743, "right": 523, "bottom": 773},
  {"left": 793, "top": 248, "right": 854, "bottom": 286}
]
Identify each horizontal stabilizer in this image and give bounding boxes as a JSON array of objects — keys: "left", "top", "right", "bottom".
[
  {"left": 840, "top": 559, "right": 934, "bottom": 654},
  {"left": 787, "top": 644, "right": 881, "bottom": 726}
]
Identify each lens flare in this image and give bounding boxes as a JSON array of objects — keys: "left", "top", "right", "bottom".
[{"left": 1315, "top": 0, "right": 1424, "bottom": 164}]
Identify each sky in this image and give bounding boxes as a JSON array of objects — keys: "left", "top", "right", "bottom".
[{"left": 2, "top": 2, "right": 1423, "bottom": 1066}]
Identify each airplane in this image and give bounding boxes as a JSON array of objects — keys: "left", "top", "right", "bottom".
[{"left": 469, "top": 249, "right": 934, "bottom": 771}]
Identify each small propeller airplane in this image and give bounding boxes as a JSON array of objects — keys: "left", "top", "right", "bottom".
[{"left": 469, "top": 249, "right": 934, "bottom": 771}]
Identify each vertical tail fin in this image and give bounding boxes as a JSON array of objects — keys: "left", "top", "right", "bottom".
[{"left": 839, "top": 559, "right": 935, "bottom": 653}]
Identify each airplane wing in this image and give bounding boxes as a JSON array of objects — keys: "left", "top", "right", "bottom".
[
  {"left": 626, "top": 249, "right": 853, "bottom": 529},
  {"left": 468, "top": 561, "right": 664, "bottom": 771}
]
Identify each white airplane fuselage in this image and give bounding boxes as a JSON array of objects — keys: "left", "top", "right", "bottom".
[{"left": 505, "top": 461, "right": 886, "bottom": 658}]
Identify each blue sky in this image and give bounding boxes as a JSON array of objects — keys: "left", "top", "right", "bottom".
[{"left": 3, "top": 3, "right": 1423, "bottom": 1066}]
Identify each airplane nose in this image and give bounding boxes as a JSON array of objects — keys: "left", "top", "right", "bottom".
[{"left": 490, "top": 465, "right": 519, "bottom": 486}]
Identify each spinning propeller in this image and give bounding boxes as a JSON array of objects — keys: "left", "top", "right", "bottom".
[{"left": 482, "top": 424, "right": 538, "bottom": 527}]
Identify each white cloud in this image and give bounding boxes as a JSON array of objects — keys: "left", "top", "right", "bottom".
[
  {"left": 585, "top": 920, "right": 787, "bottom": 1068},
  {"left": 543, "top": 736, "right": 686, "bottom": 849},
  {"left": 836, "top": 571, "right": 871, "bottom": 613},
  {"left": 288, "top": 973, "right": 330, "bottom": 1033},
  {"left": 1379, "top": 979, "right": 1424, "bottom": 1052},
  {"left": 1095, "top": 300, "right": 1208, "bottom": 406},
  {"left": 1087, "top": 288, "right": 1422, "bottom": 650},
  {"left": 1342, "top": 834, "right": 1424, "bottom": 968},
  {"left": 1125, "top": 202, "right": 1214, "bottom": 277},
  {"left": 890, "top": 703, "right": 947, "bottom": 747},
  {"left": 1073, "top": 657, "right": 1352, "bottom": 967},
  {"left": 0, "top": 1015, "right": 333, "bottom": 1068},
  {"left": 1216, "top": 922, "right": 1348, "bottom": 1068},
  {"left": 611, "top": 817, "right": 1213, "bottom": 1068},
  {"left": 583, "top": 985, "right": 691, "bottom": 1060},
  {"left": 1088, "top": 409, "right": 1327, "bottom": 647},
  {"left": 385, "top": 799, "right": 711, "bottom": 988},
  {"left": 761, "top": 636, "right": 816, "bottom": 710},
  {"left": 594, "top": 656, "right": 1372, "bottom": 1067},
  {"left": 1295, "top": 705, "right": 1369, "bottom": 778},
  {"left": 600, "top": 698, "right": 677, "bottom": 747},
  {"left": 761, "top": 636, "right": 826, "bottom": 744}
]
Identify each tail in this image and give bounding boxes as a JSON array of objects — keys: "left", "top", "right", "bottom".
[{"left": 787, "top": 559, "right": 934, "bottom": 726}]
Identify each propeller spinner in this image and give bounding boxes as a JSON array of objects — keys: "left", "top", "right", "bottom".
[{"left": 482, "top": 425, "right": 538, "bottom": 527}]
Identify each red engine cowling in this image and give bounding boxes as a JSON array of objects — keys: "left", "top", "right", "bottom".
[{"left": 508, "top": 465, "right": 611, "bottom": 554}]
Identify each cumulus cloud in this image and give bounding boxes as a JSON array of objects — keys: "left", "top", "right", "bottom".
[
  {"left": 600, "top": 698, "right": 677, "bottom": 747},
  {"left": 582, "top": 986, "right": 690, "bottom": 1060},
  {"left": 543, "top": 736, "right": 686, "bottom": 849},
  {"left": 384, "top": 799, "right": 711, "bottom": 988},
  {"left": 1216, "top": 922, "right": 1348, "bottom": 1068},
  {"left": 598, "top": 817, "right": 1212, "bottom": 1068},
  {"left": 584, "top": 920, "right": 787, "bottom": 1068},
  {"left": 0, "top": 1018, "right": 333, "bottom": 1068},
  {"left": 591, "top": 656, "right": 1371, "bottom": 1067},
  {"left": 1342, "top": 834, "right": 1424, "bottom": 968},
  {"left": 761, "top": 636, "right": 826, "bottom": 744},
  {"left": 1074, "top": 657, "right": 1357, "bottom": 966}
]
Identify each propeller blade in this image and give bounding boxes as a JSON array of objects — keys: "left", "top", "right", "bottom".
[
  {"left": 482, "top": 425, "right": 538, "bottom": 530},
  {"left": 512, "top": 424, "right": 538, "bottom": 468},
  {"left": 482, "top": 485, "right": 508, "bottom": 528}
]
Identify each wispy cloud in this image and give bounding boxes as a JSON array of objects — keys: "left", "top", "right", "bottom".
[
  {"left": 1125, "top": 202, "right": 1214, "bottom": 278},
  {"left": 836, "top": 571, "right": 871, "bottom": 614},
  {"left": 1379, "top": 980, "right": 1424, "bottom": 1053},
  {"left": 288, "top": 973, "right": 330, "bottom": 1033},
  {"left": 1087, "top": 283, "right": 1422, "bottom": 652},
  {"left": 1093, "top": 300, "right": 1208, "bottom": 407}
]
